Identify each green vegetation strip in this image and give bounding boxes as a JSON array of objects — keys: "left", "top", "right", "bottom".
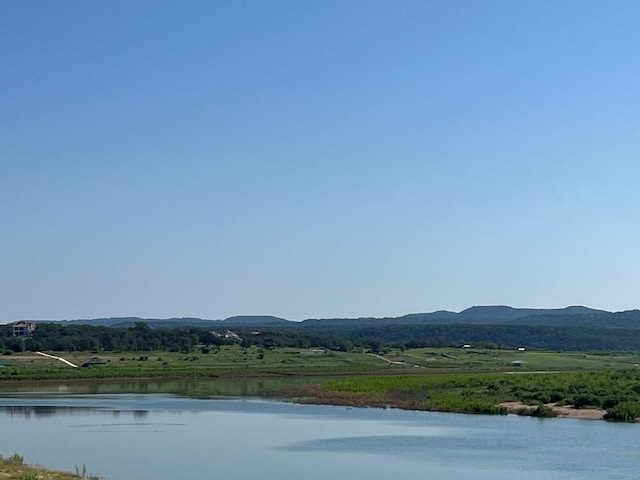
[
  {"left": 4, "top": 347, "right": 640, "bottom": 422},
  {"left": 0, "top": 347, "right": 392, "bottom": 382},
  {"left": 317, "top": 370, "right": 640, "bottom": 421},
  {"left": 4, "top": 347, "right": 640, "bottom": 382}
]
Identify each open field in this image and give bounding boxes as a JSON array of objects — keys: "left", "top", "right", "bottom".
[
  {"left": 3, "top": 346, "right": 640, "bottom": 382},
  {"left": 386, "top": 347, "right": 640, "bottom": 370},
  {"left": 0, "top": 346, "right": 390, "bottom": 381}
]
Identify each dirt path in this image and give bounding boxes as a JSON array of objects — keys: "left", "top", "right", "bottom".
[
  {"left": 35, "top": 352, "right": 78, "bottom": 368},
  {"left": 368, "top": 353, "right": 425, "bottom": 368}
]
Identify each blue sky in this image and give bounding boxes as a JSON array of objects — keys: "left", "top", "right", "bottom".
[{"left": 2, "top": 1, "right": 639, "bottom": 322}]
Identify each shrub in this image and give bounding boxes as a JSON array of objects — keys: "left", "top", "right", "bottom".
[
  {"left": 604, "top": 401, "right": 640, "bottom": 422},
  {"left": 3, "top": 453, "right": 24, "bottom": 465},
  {"left": 18, "top": 473, "right": 38, "bottom": 480},
  {"left": 572, "top": 395, "right": 601, "bottom": 408},
  {"left": 548, "top": 391, "right": 564, "bottom": 403},
  {"left": 602, "top": 398, "right": 620, "bottom": 409},
  {"left": 531, "top": 403, "right": 554, "bottom": 418}
]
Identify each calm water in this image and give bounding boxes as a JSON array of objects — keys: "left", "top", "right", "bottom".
[{"left": 0, "top": 387, "right": 638, "bottom": 480}]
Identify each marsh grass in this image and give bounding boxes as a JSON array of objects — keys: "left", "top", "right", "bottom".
[
  {"left": 317, "top": 369, "right": 640, "bottom": 420},
  {"left": 75, "top": 464, "right": 100, "bottom": 480}
]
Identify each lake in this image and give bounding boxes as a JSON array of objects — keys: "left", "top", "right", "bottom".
[{"left": 0, "top": 381, "right": 638, "bottom": 480}]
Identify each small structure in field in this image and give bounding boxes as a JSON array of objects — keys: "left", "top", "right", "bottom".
[{"left": 82, "top": 357, "right": 107, "bottom": 367}]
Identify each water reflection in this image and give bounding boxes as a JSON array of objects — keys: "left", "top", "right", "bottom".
[
  {"left": 281, "top": 434, "right": 458, "bottom": 453},
  {"left": 4, "top": 405, "right": 62, "bottom": 418},
  {"left": 0, "top": 375, "right": 319, "bottom": 400},
  {"left": 281, "top": 432, "right": 526, "bottom": 459},
  {"left": 1, "top": 405, "right": 150, "bottom": 418},
  {"left": 0, "top": 389, "right": 638, "bottom": 480}
]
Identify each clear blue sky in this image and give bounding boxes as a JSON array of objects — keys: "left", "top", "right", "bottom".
[{"left": 2, "top": 1, "right": 639, "bottom": 322}]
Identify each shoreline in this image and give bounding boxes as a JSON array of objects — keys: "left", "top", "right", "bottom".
[
  {"left": 0, "top": 453, "right": 84, "bottom": 480},
  {"left": 0, "top": 371, "right": 615, "bottom": 422},
  {"left": 499, "top": 401, "right": 605, "bottom": 420},
  {"left": 270, "top": 384, "right": 609, "bottom": 421}
]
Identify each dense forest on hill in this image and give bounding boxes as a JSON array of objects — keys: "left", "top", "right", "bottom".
[
  {"left": 0, "top": 322, "right": 352, "bottom": 354},
  {"left": 287, "top": 323, "right": 640, "bottom": 351},
  {"left": 3, "top": 315, "right": 640, "bottom": 353},
  {"left": 1, "top": 322, "right": 219, "bottom": 353}
]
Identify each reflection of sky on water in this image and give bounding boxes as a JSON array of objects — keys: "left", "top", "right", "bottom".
[
  {"left": 0, "top": 393, "right": 480, "bottom": 438},
  {"left": 280, "top": 433, "right": 524, "bottom": 455},
  {"left": 0, "top": 394, "right": 639, "bottom": 480}
]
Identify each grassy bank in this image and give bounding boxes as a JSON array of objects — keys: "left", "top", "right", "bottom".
[
  {"left": 0, "top": 453, "right": 95, "bottom": 480},
  {"left": 281, "top": 369, "right": 640, "bottom": 421}
]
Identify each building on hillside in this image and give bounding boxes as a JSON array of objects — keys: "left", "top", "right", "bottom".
[
  {"left": 11, "top": 321, "right": 36, "bottom": 337},
  {"left": 210, "top": 330, "right": 241, "bottom": 340}
]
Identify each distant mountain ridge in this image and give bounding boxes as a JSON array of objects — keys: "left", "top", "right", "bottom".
[
  {"left": 221, "top": 316, "right": 291, "bottom": 326},
  {"left": 398, "top": 305, "right": 611, "bottom": 324},
  {"left": 16, "top": 305, "right": 640, "bottom": 330},
  {"left": 37, "top": 315, "right": 291, "bottom": 329},
  {"left": 10, "top": 306, "right": 640, "bottom": 353},
  {"left": 50, "top": 317, "right": 220, "bottom": 329}
]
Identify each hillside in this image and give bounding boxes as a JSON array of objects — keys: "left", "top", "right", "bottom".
[
  {"left": 14, "top": 306, "right": 638, "bottom": 329},
  {"left": 53, "top": 317, "right": 221, "bottom": 328},
  {"left": 222, "top": 315, "right": 290, "bottom": 326},
  {"left": 5, "top": 305, "right": 640, "bottom": 352}
]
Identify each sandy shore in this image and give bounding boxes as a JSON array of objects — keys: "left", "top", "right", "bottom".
[{"left": 499, "top": 401, "right": 605, "bottom": 420}]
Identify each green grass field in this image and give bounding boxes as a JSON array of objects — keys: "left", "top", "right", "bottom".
[
  {"left": 2, "top": 346, "right": 640, "bottom": 382},
  {"left": 388, "top": 347, "right": 640, "bottom": 371},
  {"left": 0, "top": 346, "right": 390, "bottom": 381}
]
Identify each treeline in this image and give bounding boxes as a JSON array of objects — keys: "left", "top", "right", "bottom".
[
  {"left": 4, "top": 321, "right": 640, "bottom": 353},
  {"left": 1, "top": 323, "right": 228, "bottom": 353},
  {"left": 0, "top": 323, "right": 353, "bottom": 354},
  {"left": 284, "top": 323, "right": 640, "bottom": 351},
  {"left": 236, "top": 330, "right": 353, "bottom": 352}
]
